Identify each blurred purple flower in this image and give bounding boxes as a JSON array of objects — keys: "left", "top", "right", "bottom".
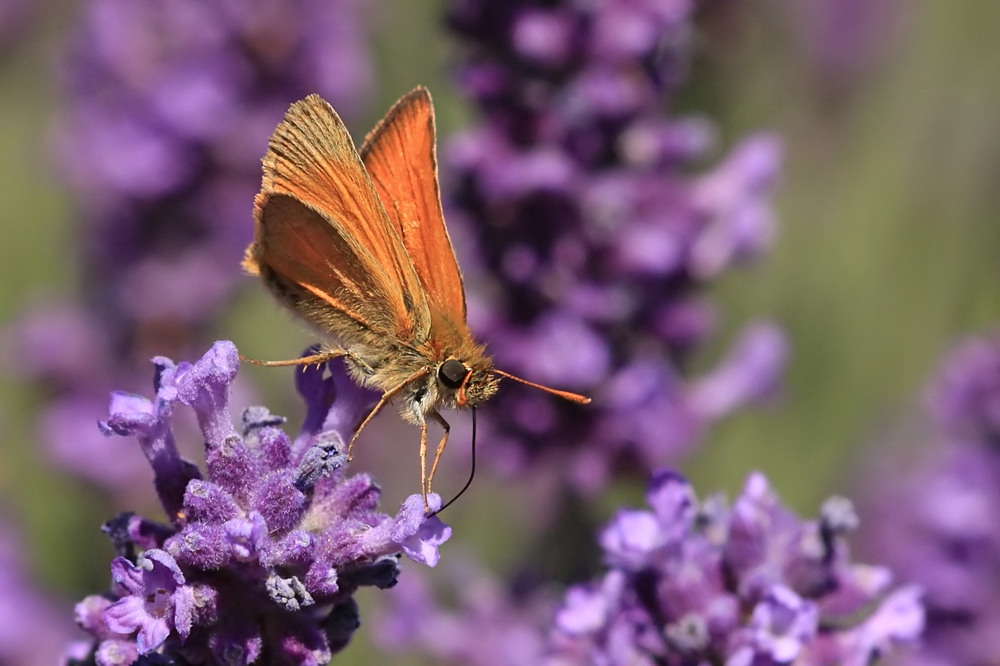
[
  {"left": 0, "top": 0, "right": 32, "bottom": 51},
  {"left": 57, "top": 0, "right": 372, "bottom": 345},
  {"left": 71, "top": 341, "right": 451, "bottom": 662},
  {"left": 859, "top": 334, "right": 1000, "bottom": 665},
  {"left": 793, "top": 0, "right": 904, "bottom": 87},
  {"left": 9, "top": 0, "right": 373, "bottom": 495},
  {"left": 375, "top": 557, "right": 556, "bottom": 665},
  {"left": 926, "top": 336, "right": 1000, "bottom": 440},
  {"left": 0, "top": 519, "right": 80, "bottom": 666},
  {"left": 549, "top": 471, "right": 923, "bottom": 664},
  {"left": 444, "top": 0, "right": 786, "bottom": 489}
]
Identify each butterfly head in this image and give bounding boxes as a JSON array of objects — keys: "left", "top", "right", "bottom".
[{"left": 437, "top": 358, "right": 499, "bottom": 408}]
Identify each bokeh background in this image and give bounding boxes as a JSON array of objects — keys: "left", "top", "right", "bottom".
[{"left": 1, "top": 0, "right": 999, "bottom": 663}]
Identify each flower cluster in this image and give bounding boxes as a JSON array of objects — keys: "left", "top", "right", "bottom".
[
  {"left": 377, "top": 470, "right": 923, "bottom": 665},
  {"left": 860, "top": 334, "right": 1000, "bottom": 665},
  {"left": 9, "top": 0, "right": 373, "bottom": 494},
  {"left": 69, "top": 341, "right": 451, "bottom": 664},
  {"left": 550, "top": 470, "right": 923, "bottom": 664},
  {"left": 444, "top": 0, "right": 786, "bottom": 490}
]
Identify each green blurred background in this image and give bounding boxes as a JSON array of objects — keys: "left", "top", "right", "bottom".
[{"left": 1, "top": 0, "right": 999, "bottom": 658}]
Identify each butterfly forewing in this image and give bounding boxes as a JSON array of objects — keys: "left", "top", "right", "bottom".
[
  {"left": 244, "top": 94, "right": 431, "bottom": 343},
  {"left": 360, "top": 88, "right": 469, "bottom": 342}
]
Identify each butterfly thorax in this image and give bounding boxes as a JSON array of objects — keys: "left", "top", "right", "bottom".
[{"left": 341, "top": 337, "right": 498, "bottom": 425}]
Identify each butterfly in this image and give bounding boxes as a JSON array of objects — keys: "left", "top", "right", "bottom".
[{"left": 242, "top": 87, "right": 590, "bottom": 510}]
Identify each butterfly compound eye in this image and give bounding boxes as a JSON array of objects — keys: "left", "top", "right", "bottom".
[{"left": 438, "top": 359, "right": 469, "bottom": 389}]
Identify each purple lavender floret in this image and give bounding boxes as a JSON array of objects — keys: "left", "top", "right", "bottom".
[
  {"left": 105, "top": 550, "right": 193, "bottom": 654},
  {"left": 549, "top": 470, "right": 923, "bottom": 665},
  {"left": 72, "top": 341, "right": 452, "bottom": 663},
  {"left": 859, "top": 334, "right": 1000, "bottom": 665},
  {"left": 445, "top": 0, "right": 786, "bottom": 488}
]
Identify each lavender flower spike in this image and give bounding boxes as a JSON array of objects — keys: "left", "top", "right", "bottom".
[
  {"left": 73, "top": 341, "right": 451, "bottom": 663},
  {"left": 859, "top": 333, "right": 1000, "bottom": 665},
  {"left": 445, "top": 0, "right": 786, "bottom": 489},
  {"left": 549, "top": 470, "right": 924, "bottom": 665}
]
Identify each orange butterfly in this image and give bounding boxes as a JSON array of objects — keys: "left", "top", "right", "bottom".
[{"left": 243, "top": 87, "right": 590, "bottom": 510}]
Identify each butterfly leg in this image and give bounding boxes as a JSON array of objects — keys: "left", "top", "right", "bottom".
[
  {"left": 426, "top": 410, "right": 450, "bottom": 502},
  {"left": 347, "top": 394, "right": 393, "bottom": 462},
  {"left": 418, "top": 421, "right": 429, "bottom": 511},
  {"left": 239, "top": 349, "right": 349, "bottom": 367},
  {"left": 348, "top": 366, "right": 436, "bottom": 462}
]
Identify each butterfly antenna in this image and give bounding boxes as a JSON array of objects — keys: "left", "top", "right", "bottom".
[
  {"left": 429, "top": 407, "right": 478, "bottom": 518},
  {"left": 493, "top": 369, "right": 592, "bottom": 404}
]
